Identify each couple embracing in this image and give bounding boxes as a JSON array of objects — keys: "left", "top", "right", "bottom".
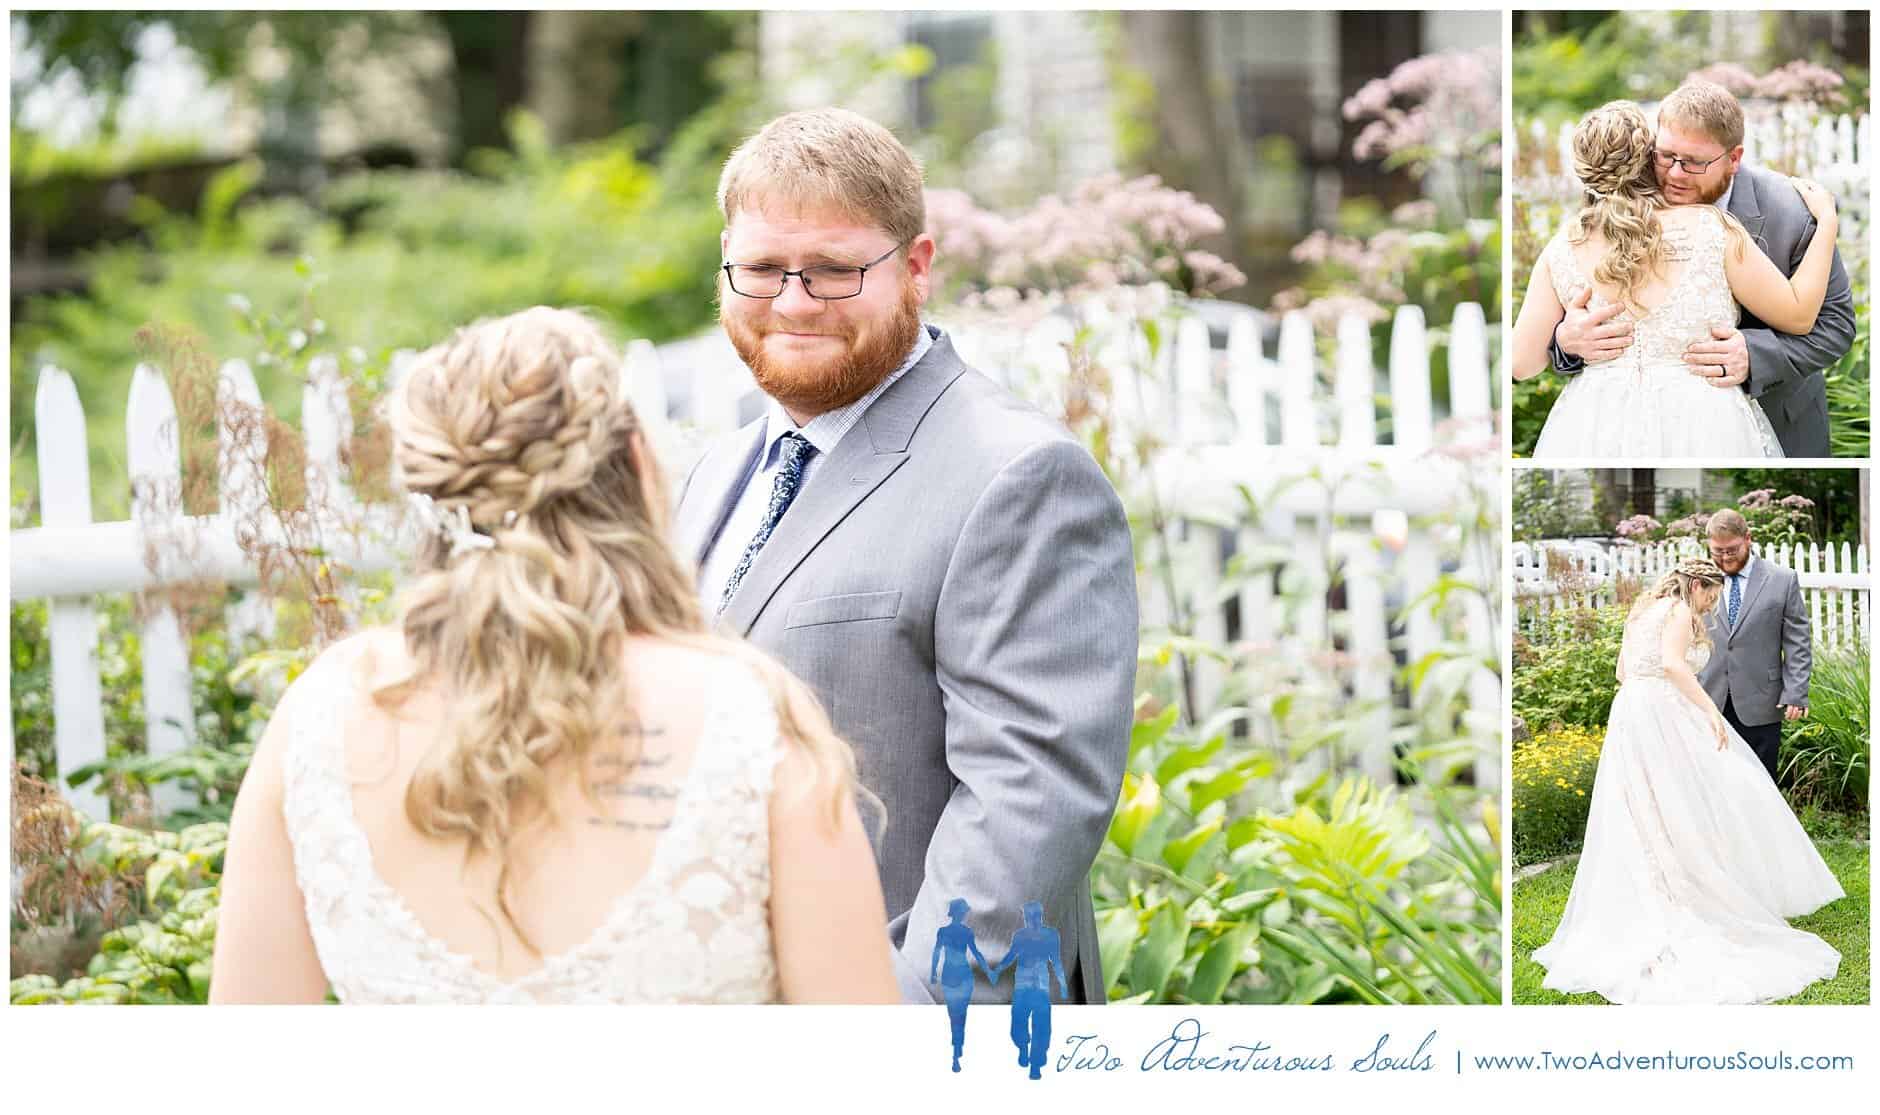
[
  {"left": 1513, "top": 79, "right": 1855, "bottom": 458},
  {"left": 209, "top": 109, "right": 1139, "bottom": 1004}
]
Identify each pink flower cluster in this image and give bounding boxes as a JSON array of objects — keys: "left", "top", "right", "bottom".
[
  {"left": 1342, "top": 47, "right": 1501, "bottom": 174},
  {"left": 1664, "top": 514, "right": 1710, "bottom": 538},
  {"left": 1614, "top": 514, "right": 1662, "bottom": 539},
  {"left": 1272, "top": 225, "right": 1417, "bottom": 322},
  {"left": 1685, "top": 60, "right": 1848, "bottom": 106},
  {"left": 926, "top": 174, "right": 1248, "bottom": 302}
]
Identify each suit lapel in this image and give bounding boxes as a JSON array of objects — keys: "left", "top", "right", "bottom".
[
  {"left": 1727, "top": 172, "right": 1768, "bottom": 255},
  {"left": 1728, "top": 559, "right": 1771, "bottom": 645},
  {"left": 718, "top": 333, "right": 968, "bottom": 636},
  {"left": 673, "top": 420, "right": 765, "bottom": 568}
]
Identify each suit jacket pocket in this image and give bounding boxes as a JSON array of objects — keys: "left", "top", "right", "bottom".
[{"left": 784, "top": 590, "right": 902, "bottom": 629}]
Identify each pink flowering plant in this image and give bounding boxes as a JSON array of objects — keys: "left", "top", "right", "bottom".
[
  {"left": 1609, "top": 490, "right": 1817, "bottom": 550},
  {"left": 1613, "top": 514, "right": 1662, "bottom": 541},
  {"left": 925, "top": 174, "right": 1247, "bottom": 311},
  {"left": 1342, "top": 47, "right": 1502, "bottom": 223}
]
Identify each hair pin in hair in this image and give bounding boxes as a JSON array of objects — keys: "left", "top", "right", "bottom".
[
  {"left": 1585, "top": 187, "right": 1607, "bottom": 201},
  {"left": 406, "top": 491, "right": 497, "bottom": 559}
]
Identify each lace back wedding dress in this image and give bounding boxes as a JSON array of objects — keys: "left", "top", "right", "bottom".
[
  {"left": 1533, "top": 208, "right": 1784, "bottom": 458},
  {"left": 1531, "top": 597, "right": 1843, "bottom": 1004},
  {"left": 280, "top": 642, "right": 785, "bottom": 1003}
]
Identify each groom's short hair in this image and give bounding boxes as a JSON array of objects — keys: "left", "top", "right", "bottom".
[
  {"left": 1707, "top": 509, "right": 1750, "bottom": 538},
  {"left": 717, "top": 107, "right": 927, "bottom": 246},
  {"left": 1658, "top": 81, "right": 1745, "bottom": 150}
]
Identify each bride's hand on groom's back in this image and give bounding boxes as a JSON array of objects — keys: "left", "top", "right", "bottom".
[{"left": 1789, "top": 178, "right": 1837, "bottom": 224}]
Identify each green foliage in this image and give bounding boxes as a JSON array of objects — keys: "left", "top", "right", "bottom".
[
  {"left": 10, "top": 597, "right": 150, "bottom": 790},
  {"left": 1512, "top": 605, "right": 1628, "bottom": 731},
  {"left": 11, "top": 596, "right": 273, "bottom": 828},
  {"left": 1822, "top": 296, "right": 1871, "bottom": 460},
  {"left": 1512, "top": 726, "right": 1602, "bottom": 865},
  {"left": 9, "top": 821, "right": 227, "bottom": 1005},
  {"left": 11, "top": 104, "right": 736, "bottom": 519},
  {"left": 1780, "top": 642, "right": 1870, "bottom": 813},
  {"left": 1512, "top": 15, "right": 1690, "bottom": 125},
  {"left": 1512, "top": 469, "right": 1600, "bottom": 542}
]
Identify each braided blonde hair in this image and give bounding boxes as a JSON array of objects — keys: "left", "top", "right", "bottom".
[
  {"left": 379, "top": 306, "right": 864, "bottom": 952},
  {"left": 1567, "top": 101, "right": 1671, "bottom": 314},
  {"left": 1568, "top": 101, "right": 1752, "bottom": 312},
  {"left": 1631, "top": 555, "right": 1725, "bottom": 650}
]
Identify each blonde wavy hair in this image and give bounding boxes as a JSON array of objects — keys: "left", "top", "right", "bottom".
[
  {"left": 1630, "top": 555, "right": 1726, "bottom": 650},
  {"left": 1569, "top": 101, "right": 1751, "bottom": 312},
  {"left": 378, "top": 305, "right": 865, "bottom": 952}
]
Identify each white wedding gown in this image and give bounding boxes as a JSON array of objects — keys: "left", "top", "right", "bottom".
[
  {"left": 280, "top": 642, "right": 784, "bottom": 1003},
  {"left": 1531, "top": 598, "right": 1843, "bottom": 1004},
  {"left": 1533, "top": 210, "right": 1784, "bottom": 458}
]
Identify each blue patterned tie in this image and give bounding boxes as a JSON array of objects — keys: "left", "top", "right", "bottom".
[
  {"left": 1727, "top": 574, "right": 1741, "bottom": 629},
  {"left": 718, "top": 432, "right": 815, "bottom": 615}
]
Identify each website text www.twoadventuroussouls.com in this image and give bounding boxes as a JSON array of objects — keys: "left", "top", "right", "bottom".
[{"left": 1466, "top": 1049, "right": 1856, "bottom": 1073}]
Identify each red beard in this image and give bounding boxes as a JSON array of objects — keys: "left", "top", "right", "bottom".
[{"left": 722, "top": 278, "right": 924, "bottom": 417}]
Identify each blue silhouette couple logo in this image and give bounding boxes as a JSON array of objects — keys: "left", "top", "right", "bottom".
[{"left": 929, "top": 898, "right": 1067, "bottom": 1079}]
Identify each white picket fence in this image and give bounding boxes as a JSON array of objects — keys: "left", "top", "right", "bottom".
[
  {"left": 1513, "top": 537, "right": 1871, "bottom": 651},
  {"left": 10, "top": 301, "right": 1499, "bottom": 818}
]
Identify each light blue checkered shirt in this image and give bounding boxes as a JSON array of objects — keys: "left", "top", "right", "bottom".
[{"left": 698, "top": 324, "right": 936, "bottom": 612}]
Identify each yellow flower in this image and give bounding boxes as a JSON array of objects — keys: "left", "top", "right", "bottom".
[{"left": 1574, "top": 789, "right": 1586, "bottom": 796}]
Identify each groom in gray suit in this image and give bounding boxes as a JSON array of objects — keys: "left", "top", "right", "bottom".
[
  {"left": 673, "top": 108, "right": 1138, "bottom": 1003},
  {"left": 1697, "top": 509, "right": 1811, "bottom": 782},
  {"left": 1552, "top": 79, "right": 1855, "bottom": 456}
]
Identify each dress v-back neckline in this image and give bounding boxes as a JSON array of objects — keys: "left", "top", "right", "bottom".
[
  {"left": 305, "top": 649, "right": 717, "bottom": 992},
  {"left": 1560, "top": 234, "right": 1700, "bottom": 322}
]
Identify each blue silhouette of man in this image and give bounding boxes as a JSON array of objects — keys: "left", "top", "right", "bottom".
[
  {"left": 930, "top": 898, "right": 991, "bottom": 1072},
  {"left": 992, "top": 900, "right": 1067, "bottom": 1080}
]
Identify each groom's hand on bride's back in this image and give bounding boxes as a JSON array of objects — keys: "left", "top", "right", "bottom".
[
  {"left": 1684, "top": 324, "right": 1750, "bottom": 388},
  {"left": 1556, "top": 286, "right": 1633, "bottom": 365}
]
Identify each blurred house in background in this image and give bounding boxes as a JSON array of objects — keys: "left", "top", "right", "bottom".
[{"left": 760, "top": 10, "right": 1497, "bottom": 297}]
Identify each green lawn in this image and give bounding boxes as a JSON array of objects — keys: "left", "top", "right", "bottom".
[{"left": 1512, "top": 837, "right": 1870, "bottom": 1005}]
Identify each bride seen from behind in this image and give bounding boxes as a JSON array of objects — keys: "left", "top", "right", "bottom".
[
  {"left": 209, "top": 306, "right": 899, "bottom": 1003},
  {"left": 1530, "top": 557, "right": 1844, "bottom": 1004},
  {"left": 1511, "top": 100, "right": 1840, "bottom": 458}
]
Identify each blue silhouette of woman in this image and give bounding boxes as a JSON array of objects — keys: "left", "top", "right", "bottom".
[{"left": 930, "top": 898, "right": 991, "bottom": 1072}]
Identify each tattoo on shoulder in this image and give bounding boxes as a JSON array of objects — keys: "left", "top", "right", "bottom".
[
  {"left": 586, "top": 817, "right": 673, "bottom": 832},
  {"left": 588, "top": 727, "right": 683, "bottom": 831}
]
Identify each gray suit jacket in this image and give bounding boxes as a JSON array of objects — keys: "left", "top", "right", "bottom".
[
  {"left": 1698, "top": 558, "right": 1812, "bottom": 725},
  {"left": 674, "top": 328, "right": 1138, "bottom": 1004},
  {"left": 1726, "top": 164, "right": 1854, "bottom": 458},
  {"left": 1548, "top": 164, "right": 1855, "bottom": 457}
]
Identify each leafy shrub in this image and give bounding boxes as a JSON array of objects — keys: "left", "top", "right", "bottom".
[
  {"left": 1512, "top": 605, "right": 1627, "bottom": 730},
  {"left": 9, "top": 815, "right": 227, "bottom": 1004},
  {"left": 1781, "top": 642, "right": 1870, "bottom": 812},
  {"left": 1512, "top": 725, "right": 1602, "bottom": 865},
  {"left": 11, "top": 107, "right": 737, "bottom": 519},
  {"left": 10, "top": 595, "right": 274, "bottom": 828}
]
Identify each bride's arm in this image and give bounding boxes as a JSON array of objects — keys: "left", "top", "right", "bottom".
[
  {"left": 1722, "top": 179, "right": 1839, "bottom": 334},
  {"left": 769, "top": 731, "right": 899, "bottom": 1003},
  {"left": 1658, "top": 601, "right": 1728, "bottom": 744},
  {"left": 1510, "top": 252, "right": 1566, "bottom": 382},
  {"left": 209, "top": 695, "right": 331, "bottom": 1003}
]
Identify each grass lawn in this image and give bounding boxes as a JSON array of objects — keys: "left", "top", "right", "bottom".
[{"left": 1512, "top": 837, "right": 1870, "bottom": 1005}]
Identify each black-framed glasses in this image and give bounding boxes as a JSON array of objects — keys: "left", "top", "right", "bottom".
[
  {"left": 721, "top": 243, "right": 903, "bottom": 301},
  {"left": 1652, "top": 147, "right": 1729, "bottom": 174}
]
